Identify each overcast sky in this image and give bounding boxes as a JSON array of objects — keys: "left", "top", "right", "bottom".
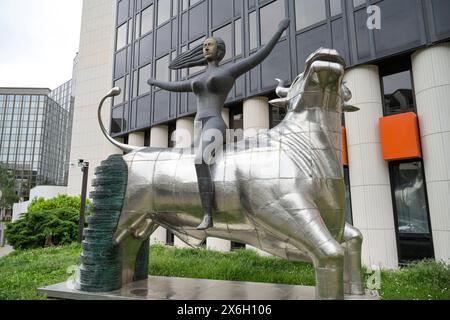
[{"left": 0, "top": 0, "right": 82, "bottom": 90}]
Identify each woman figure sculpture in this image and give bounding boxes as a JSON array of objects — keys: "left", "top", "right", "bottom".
[{"left": 147, "top": 18, "right": 290, "bottom": 230}]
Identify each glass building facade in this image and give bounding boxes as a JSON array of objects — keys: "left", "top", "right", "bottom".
[{"left": 0, "top": 85, "right": 74, "bottom": 200}]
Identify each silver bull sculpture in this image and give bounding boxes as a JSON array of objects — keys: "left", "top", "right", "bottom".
[{"left": 80, "top": 48, "right": 364, "bottom": 300}]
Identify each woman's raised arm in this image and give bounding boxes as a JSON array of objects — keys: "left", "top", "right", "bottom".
[
  {"left": 147, "top": 78, "right": 193, "bottom": 92},
  {"left": 228, "top": 19, "right": 290, "bottom": 79}
]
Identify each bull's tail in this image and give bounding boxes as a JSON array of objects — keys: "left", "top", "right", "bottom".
[{"left": 98, "top": 88, "right": 142, "bottom": 153}]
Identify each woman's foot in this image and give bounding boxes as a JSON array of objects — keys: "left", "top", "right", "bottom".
[{"left": 196, "top": 213, "right": 213, "bottom": 230}]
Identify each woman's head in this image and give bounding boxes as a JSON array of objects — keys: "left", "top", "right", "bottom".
[{"left": 169, "top": 37, "right": 226, "bottom": 70}]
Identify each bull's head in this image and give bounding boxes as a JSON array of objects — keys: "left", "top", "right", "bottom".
[{"left": 270, "top": 48, "right": 358, "bottom": 113}]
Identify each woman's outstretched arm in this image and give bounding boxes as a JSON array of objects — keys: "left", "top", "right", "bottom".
[
  {"left": 147, "top": 78, "right": 193, "bottom": 92},
  {"left": 228, "top": 19, "right": 290, "bottom": 78}
]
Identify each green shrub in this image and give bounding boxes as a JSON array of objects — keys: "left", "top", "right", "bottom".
[
  {"left": 27, "top": 195, "right": 88, "bottom": 214},
  {"left": 4, "top": 195, "right": 89, "bottom": 250},
  {"left": 5, "top": 208, "right": 79, "bottom": 249}
]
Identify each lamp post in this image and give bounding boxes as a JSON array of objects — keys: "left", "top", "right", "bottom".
[{"left": 77, "top": 159, "right": 89, "bottom": 243}]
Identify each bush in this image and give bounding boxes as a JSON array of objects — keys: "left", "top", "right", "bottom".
[
  {"left": 4, "top": 195, "right": 89, "bottom": 250},
  {"left": 27, "top": 195, "right": 88, "bottom": 213},
  {"left": 5, "top": 208, "right": 79, "bottom": 249}
]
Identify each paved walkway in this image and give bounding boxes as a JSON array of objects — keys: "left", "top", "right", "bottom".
[{"left": 0, "top": 245, "right": 13, "bottom": 258}]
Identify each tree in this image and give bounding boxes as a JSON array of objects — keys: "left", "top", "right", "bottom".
[{"left": 0, "top": 164, "right": 19, "bottom": 213}]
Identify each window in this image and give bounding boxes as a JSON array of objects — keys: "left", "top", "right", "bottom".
[
  {"left": 249, "top": 11, "right": 257, "bottom": 50},
  {"left": 353, "top": 0, "right": 365, "bottom": 7},
  {"left": 382, "top": 70, "right": 415, "bottom": 116},
  {"left": 138, "top": 64, "right": 152, "bottom": 96},
  {"left": 260, "top": 0, "right": 286, "bottom": 45},
  {"left": 134, "top": 13, "right": 141, "bottom": 39},
  {"left": 157, "top": 0, "right": 171, "bottom": 26},
  {"left": 113, "top": 77, "right": 125, "bottom": 106},
  {"left": 156, "top": 54, "right": 170, "bottom": 82},
  {"left": 141, "top": 5, "right": 154, "bottom": 36},
  {"left": 295, "top": 0, "right": 326, "bottom": 30},
  {"left": 330, "top": 0, "right": 342, "bottom": 16},
  {"left": 188, "top": 37, "right": 206, "bottom": 75},
  {"left": 390, "top": 161, "right": 434, "bottom": 263},
  {"left": 111, "top": 107, "right": 123, "bottom": 134},
  {"left": 213, "top": 24, "right": 232, "bottom": 62},
  {"left": 270, "top": 106, "right": 286, "bottom": 128},
  {"left": 116, "top": 23, "right": 128, "bottom": 50},
  {"left": 235, "top": 19, "right": 242, "bottom": 56}
]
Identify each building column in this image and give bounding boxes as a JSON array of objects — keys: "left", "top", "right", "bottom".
[
  {"left": 174, "top": 118, "right": 195, "bottom": 248},
  {"left": 344, "top": 65, "right": 398, "bottom": 269},
  {"left": 128, "top": 132, "right": 145, "bottom": 146},
  {"left": 243, "top": 96, "right": 270, "bottom": 138},
  {"left": 207, "top": 108, "right": 232, "bottom": 252},
  {"left": 148, "top": 125, "right": 169, "bottom": 245},
  {"left": 412, "top": 43, "right": 450, "bottom": 263},
  {"left": 242, "top": 97, "right": 271, "bottom": 256}
]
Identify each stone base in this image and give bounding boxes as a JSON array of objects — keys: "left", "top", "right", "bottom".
[{"left": 38, "top": 276, "right": 380, "bottom": 300}]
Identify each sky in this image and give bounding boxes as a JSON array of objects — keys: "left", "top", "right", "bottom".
[{"left": 0, "top": 0, "right": 82, "bottom": 90}]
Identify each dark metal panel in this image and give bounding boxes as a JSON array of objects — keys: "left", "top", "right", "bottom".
[{"left": 373, "top": 0, "right": 425, "bottom": 57}]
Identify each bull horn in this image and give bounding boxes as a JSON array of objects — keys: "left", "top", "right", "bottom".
[
  {"left": 275, "top": 78, "right": 289, "bottom": 98},
  {"left": 98, "top": 87, "right": 141, "bottom": 153},
  {"left": 269, "top": 97, "right": 288, "bottom": 108},
  {"left": 342, "top": 104, "right": 360, "bottom": 112}
]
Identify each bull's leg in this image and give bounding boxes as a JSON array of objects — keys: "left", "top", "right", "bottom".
[
  {"left": 117, "top": 216, "right": 158, "bottom": 284},
  {"left": 256, "top": 195, "right": 344, "bottom": 300},
  {"left": 342, "top": 223, "right": 364, "bottom": 295}
]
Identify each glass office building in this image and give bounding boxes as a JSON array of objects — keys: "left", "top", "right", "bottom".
[
  {"left": 68, "top": 0, "right": 450, "bottom": 267},
  {"left": 0, "top": 84, "right": 74, "bottom": 201}
]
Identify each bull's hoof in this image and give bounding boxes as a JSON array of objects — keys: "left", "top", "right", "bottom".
[{"left": 196, "top": 215, "right": 213, "bottom": 230}]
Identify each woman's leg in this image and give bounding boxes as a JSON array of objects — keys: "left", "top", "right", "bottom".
[{"left": 195, "top": 116, "right": 227, "bottom": 230}]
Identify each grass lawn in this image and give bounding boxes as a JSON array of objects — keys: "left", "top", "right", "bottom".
[{"left": 0, "top": 243, "right": 448, "bottom": 300}]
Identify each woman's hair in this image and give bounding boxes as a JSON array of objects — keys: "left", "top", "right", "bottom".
[{"left": 169, "top": 37, "right": 226, "bottom": 70}]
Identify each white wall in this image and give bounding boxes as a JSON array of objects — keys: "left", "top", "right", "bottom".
[
  {"left": 12, "top": 186, "right": 68, "bottom": 221},
  {"left": 67, "top": 0, "right": 121, "bottom": 196},
  {"left": 412, "top": 43, "right": 450, "bottom": 264}
]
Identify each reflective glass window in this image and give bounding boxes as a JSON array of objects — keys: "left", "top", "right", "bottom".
[
  {"left": 116, "top": 23, "right": 128, "bottom": 50},
  {"left": 138, "top": 64, "right": 152, "bottom": 95},
  {"left": 260, "top": 0, "right": 286, "bottom": 45},
  {"left": 156, "top": 54, "right": 171, "bottom": 82},
  {"left": 249, "top": 11, "right": 257, "bottom": 50},
  {"left": 213, "top": 24, "right": 232, "bottom": 62},
  {"left": 382, "top": 70, "right": 415, "bottom": 116},
  {"left": 141, "top": 5, "right": 154, "bottom": 36},
  {"left": 330, "top": 0, "right": 342, "bottom": 16},
  {"left": 235, "top": 19, "right": 242, "bottom": 56},
  {"left": 295, "top": 0, "right": 326, "bottom": 30},
  {"left": 392, "top": 162, "right": 430, "bottom": 235},
  {"left": 157, "top": 0, "right": 171, "bottom": 26},
  {"left": 353, "top": 0, "right": 365, "bottom": 7},
  {"left": 114, "top": 77, "right": 125, "bottom": 106},
  {"left": 173, "top": 0, "right": 179, "bottom": 16}
]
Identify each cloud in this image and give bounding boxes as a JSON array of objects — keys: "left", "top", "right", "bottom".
[{"left": 0, "top": 0, "right": 82, "bottom": 89}]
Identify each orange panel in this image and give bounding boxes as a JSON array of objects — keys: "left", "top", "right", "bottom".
[
  {"left": 379, "top": 112, "right": 422, "bottom": 161},
  {"left": 342, "top": 127, "right": 348, "bottom": 166}
]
